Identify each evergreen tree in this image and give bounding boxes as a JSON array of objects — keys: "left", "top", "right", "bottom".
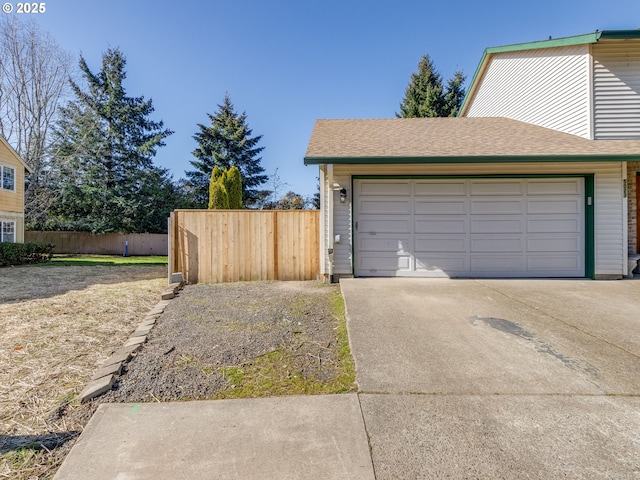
[
  {"left": 208, "top": 176, "right": 229, "bottom": 209},
  {"left": 208, "top": 166, "right": 242, "bottom": 210},
  {"left": 443, "top": 70, "right": 466, "bottom": 117},
  {"left": 397, "top": 55, "right": 466, "bottom": 118},
  {"left": 225, "top": 166, "right": 242, "bottom": 209},
  {"left": 186, "top": 94, "right": 267, "bottom": 208},
  {"left": 48, "top": 48, "right": 173, "bottom": 233}
]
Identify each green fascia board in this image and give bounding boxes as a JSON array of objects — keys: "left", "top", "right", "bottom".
[
  {"left": 484, "top": 30, "right": 640, "bottom": 54},
  {"left": 485, "top": 32, "right": 600, "bottom": 55},
  {"left": 458, "top": 29, "right": 640, "bottom": 116},
  {"left": 304, "top": 154, "right": 640, "bottom": 166}
]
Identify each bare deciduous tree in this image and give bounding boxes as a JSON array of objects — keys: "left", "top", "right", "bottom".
[{"left": 0, "top": 17, "right": 72, "bottom": 228}]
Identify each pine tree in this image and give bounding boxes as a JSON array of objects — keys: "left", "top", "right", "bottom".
[
  {"left": 443, "top": 70, "right": 466, "bottom": 117},
  {"left": 397, "top": 55, "right": 466, "bottom": 118},
  {"left": 186, "top": 94, "right": 267, "bottom": 208},
  {"left": 49, "top": 48, "right": 173, "bottom": 233}
]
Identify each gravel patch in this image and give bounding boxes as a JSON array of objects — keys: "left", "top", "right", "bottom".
[{"left": 101, "top": 281, "right": 347, "bottom": 402}]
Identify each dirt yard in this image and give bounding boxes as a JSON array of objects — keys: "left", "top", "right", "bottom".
[
  {"left": 0, "top": 265, "right": 353, "bottom": 480},
  {"left": 102, "top": 281, "right": 351, "bottom": 403}
]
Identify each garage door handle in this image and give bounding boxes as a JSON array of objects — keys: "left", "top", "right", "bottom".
[{"left": 369, "top": 232, "right": 376, "bottom": 235}]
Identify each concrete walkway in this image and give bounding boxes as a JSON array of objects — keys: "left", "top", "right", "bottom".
[
  {"left": 54, "top": 278, "right": 640, "bottom": 479},
  {"left": 54, "top": 395, "right": 374, "bottom": 480}
]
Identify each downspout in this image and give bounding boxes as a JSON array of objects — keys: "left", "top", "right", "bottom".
[{"left": 319, "top": 165, "right": 326, "bottom": 280}]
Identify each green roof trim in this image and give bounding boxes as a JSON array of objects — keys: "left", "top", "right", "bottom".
[
  {"left": 485, "top": 32, "right": 600, "bottom": 54},
  {"left": 459, "top": 29, "right": 640, "bottom": 116},
  {"left": 304, "top": 154, "right": 640, "bottom": 166}
]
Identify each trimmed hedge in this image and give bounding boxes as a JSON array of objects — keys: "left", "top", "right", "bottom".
[{"left": 0, "top": 242, "right": 55, "bottom": 267}]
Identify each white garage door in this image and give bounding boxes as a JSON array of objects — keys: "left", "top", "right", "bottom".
[{"left": 354, "top": 178, "right": 585, "bottom": 278}]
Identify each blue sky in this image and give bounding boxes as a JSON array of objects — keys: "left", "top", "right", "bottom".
[{"left": 16, "top": 0, "right": 640, "bottom": 198}]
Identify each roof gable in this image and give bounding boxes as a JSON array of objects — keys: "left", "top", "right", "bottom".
[
  {"left": 304, "top": 118, "right": 640, "bottom": 164},
  {"left": 0, "top": 135, "right": 32, "bottom": 172},
  {"left": 459, "top": 29, "right": 640, "bottom": 117}
]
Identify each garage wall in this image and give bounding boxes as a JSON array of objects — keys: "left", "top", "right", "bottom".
[
  {"left": 332, "top": 174, "right": 352, "bottom": 275},
  {"left": 330, "top": 162, "right": 625, "bottom": 277}
]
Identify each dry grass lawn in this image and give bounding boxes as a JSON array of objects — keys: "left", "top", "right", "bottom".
[{"left": 0, "top": 265, "right": 166, "bottom": 479}]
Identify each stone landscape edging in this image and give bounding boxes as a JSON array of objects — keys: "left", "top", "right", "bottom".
[{"left": 78, "top": 277, "right": 185, "bottom": 403}]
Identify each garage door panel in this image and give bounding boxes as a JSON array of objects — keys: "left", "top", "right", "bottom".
[
  {"left": 470, "top": 255, "right": 525, "bottom": 272},
  {"left": 359, "top": 254, "right": 412, "bottom": 275},
  {"left": 415, "top": 255, "right": 467, "bottom": 272},
  {"left": 527, "top": 180, "right": 581, "bottom": 195},
  {"left": 414, "top": 199, "right": 467, "bottom": 215},
  {"left": 354, "top": 178, "right": 584, "bottom": 278},
  {"left": 360, "top": 235, "right": 411, "bottom": 254},
  {"left": 471, "top": 237, "right": 524, "bottom": 253},
  {"left": 527, "top": 236, "right": 581, "bottom": 252},
  {"left": 359, "top": 198, "right": 411, "bottom": 215},
  {"left": 528, "top": 198, "right": 581, "bottom": 214},
  {"left": 470, "top": 217, "right": 523, "bottom": 234},
  {"left": 415, "top": 217, "right": 467, "bottom": 234},
  {"left": 471, "top": 198, "right": 524, "bottom": 214},
  {"left": 358, "top": 217, "right": 411, "bottom": 234},
  {"left": 470, "top": 181, "right": 524, "bottom": 195},
  {"left": 415, "top": 182, "right": 466, "bottom": 196},
  {"left": 359, "top": 181, "right": 411, "bottom": 195},
  {"left": 527, "top": 217, "right": 580, "bottom": 233},
  {"left": 527, "top": 255, "right": 581, "bottom": 271},
  {"left": 415, "top": 236, "right": 466, "bottom": 253}
]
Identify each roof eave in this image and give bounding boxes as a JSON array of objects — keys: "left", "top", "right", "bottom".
[{"left": 304, "top": 154, "right": 639, "bottom": 166}]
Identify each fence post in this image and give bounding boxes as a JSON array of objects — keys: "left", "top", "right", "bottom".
[
  {"left": 167, "top": 213, "right": 172, "bottom": 285},
  {"left": 273, "top": 211, "right": 279, "bottom": 280}
]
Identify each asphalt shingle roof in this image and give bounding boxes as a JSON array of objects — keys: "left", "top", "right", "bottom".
[{"left": 304, "top": 118, "right": 640, "bottom": 163}]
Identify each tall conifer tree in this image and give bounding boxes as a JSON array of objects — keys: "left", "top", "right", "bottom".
[
  {"left": 187, "top": 94, "right": 267, "bottom": 208},
  {"left": 49, "top": 48, "right": 173, "bottom": 233},
  {"left": 397, "top": 55, "right": 466, "bottom": 118}
]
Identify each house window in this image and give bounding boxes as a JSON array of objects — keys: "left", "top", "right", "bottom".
[
  {"left": 1, "top": 164, "right": 15, "bottom": 191},
  {"left": 0, "top": 221, "right": 15, "bottom": 242}
]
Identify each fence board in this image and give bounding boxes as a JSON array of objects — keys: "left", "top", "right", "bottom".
[
  {"left": 24, "top": 231, "right": 168, "bottom": 255},
  {"left": 170, "top": 210, "right": 320, "bottom": 284}
]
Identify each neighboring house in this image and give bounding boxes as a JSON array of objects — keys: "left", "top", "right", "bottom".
[
  {"left": 0, "top": 136, "right": 31, "bottom": 243},
  {"left": 304, "top": 30, "right": 640, "bottom": 281}
]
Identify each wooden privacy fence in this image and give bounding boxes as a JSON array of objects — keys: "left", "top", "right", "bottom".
[
  {"left": 169, "top": 209, "right": 320, "bottom": 284},
  {"left": 25, "top": 231, "right": 168, "bottom": 255}
]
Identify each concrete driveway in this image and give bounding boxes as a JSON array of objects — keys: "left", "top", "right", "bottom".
[{"left": 341, "top": 278, "right": 640, "bottom": 479}]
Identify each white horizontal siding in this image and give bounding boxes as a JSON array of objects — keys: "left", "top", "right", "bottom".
[
  {"left": 593, "top": 40, "right": 640, "bottom": 140},
  {"left": 465, "top": 45, "right": 591, "bottom": 138},
  {"left": 329, "top": 162, "right": 625, "bottom": 277},
  {"left": 332, "top": 174, "right": 352, "bottom": 274}
]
